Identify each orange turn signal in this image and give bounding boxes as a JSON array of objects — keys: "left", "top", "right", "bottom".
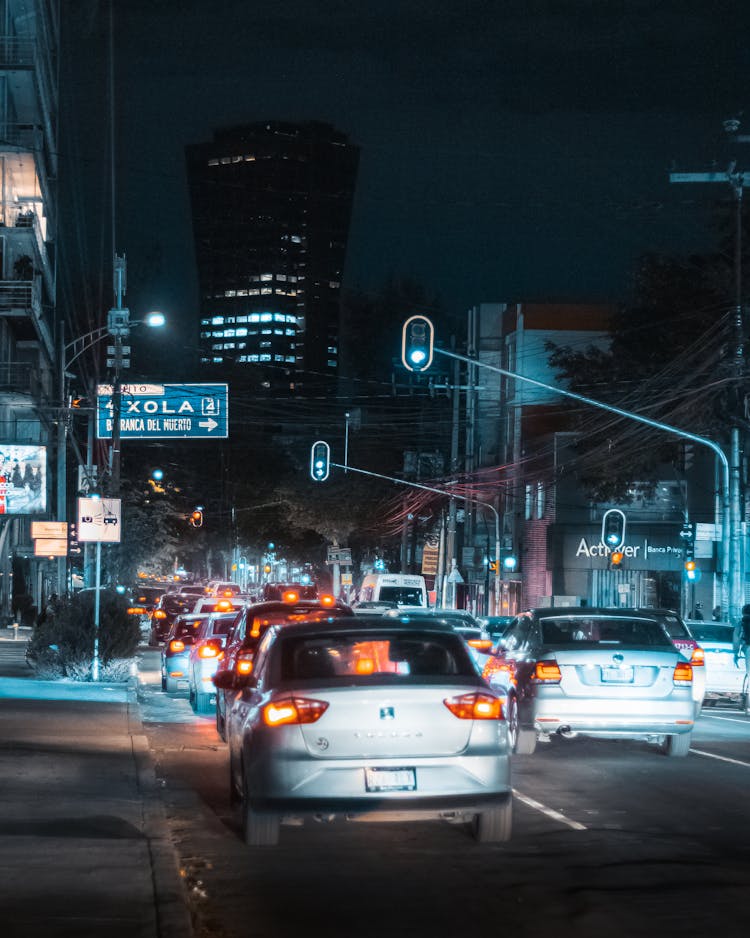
[
  {"left": 690, "top": 647, "right": 705, "bottom": 667},
  {"left": 467, "top": 638, "right": 493, "bottom": 651}
]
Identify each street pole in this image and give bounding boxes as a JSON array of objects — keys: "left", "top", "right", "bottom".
[
  {"left": 669, "top": 120, "right": 748, "bottom": 624},
  {"left": 57, "top": 321, "right": 67, "bottom": 595}
]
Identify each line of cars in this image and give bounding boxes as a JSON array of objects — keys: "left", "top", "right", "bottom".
[{"left": 148, "top": 590, "right": 746, "bottom": 848}]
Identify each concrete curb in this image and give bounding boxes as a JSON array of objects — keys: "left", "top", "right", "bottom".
[{"left": 128, "top": 679, "right": 195, "bottom": 938}]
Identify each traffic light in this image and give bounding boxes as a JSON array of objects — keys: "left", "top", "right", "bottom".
[
  {"left": 310, "top": 440, "right": 330, "bottom": 482},
  {"left": 601, "top": 509, "right": 626, "bottom": 550},
  {"left": 70, "top": 395, "right": 89, "bottom": 409},
  {"left": 189, "top": 508, "right": 203, "bottom": 527},
  {"left": 401, "top": 315, "right": 434, "bottom": 372},
  {"left": 684, "top": 558, "right": 697, "bottom": 580}
]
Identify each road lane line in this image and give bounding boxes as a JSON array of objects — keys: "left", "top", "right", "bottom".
[
  {"left": 690, "top": 748, "right": 750, "bottom": 768},
  {"left": 512, "top": 789, "right": 587, "bottom": 830},
  {"left": 700, "top": 714, "right": 749, "bottom": 725}
]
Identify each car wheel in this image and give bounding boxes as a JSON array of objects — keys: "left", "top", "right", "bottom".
[
  {"left": 160, "top": 673, "right": 166, "bottom": 691},
  {"left": 515, "top": 727, "right": 537, "bottom": 756},
  {"left": 188, "top": 685, "right": 196, "bottom": 709},
  {"left": 165, "top": 676, "right": 179, "bottom": 694},
  {"left": 472, "top": 798, "right": 512, "bottom": 843},
  {"left": 661, "top": 732, "right": 692, "bottom": 757},
  {"left": 195, "top": 691, "right": 214, "bottom": 715},
  {"left": 242, "top": 774, "right": 279, "bottom": 846},
  {"left": 505, "top": 695, "right": 519, "bottom": 753}
]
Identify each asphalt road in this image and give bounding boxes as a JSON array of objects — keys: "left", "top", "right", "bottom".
[{"left": 135, "top": 647, "right": 750, "bottom": 938}]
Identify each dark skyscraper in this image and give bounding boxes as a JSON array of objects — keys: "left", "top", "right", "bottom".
[{"left": 185, "top": 121, "right": 359, "bottom": 394}]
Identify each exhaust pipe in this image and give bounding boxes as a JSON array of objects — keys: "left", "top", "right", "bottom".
[{"left": 557, "top": 725, "right": 578, "bottom": 739}]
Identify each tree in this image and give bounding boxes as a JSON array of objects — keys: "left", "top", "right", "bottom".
[{"left": 546, "top": 249, "right": 741, "bottom": 500}]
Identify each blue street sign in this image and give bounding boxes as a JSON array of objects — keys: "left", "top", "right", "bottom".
[{"left": 96, "top": 383, "right": 229, "bottom": 439}]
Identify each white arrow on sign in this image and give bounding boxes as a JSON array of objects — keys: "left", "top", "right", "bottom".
[{"left": 199, "top": 418, "right": 218, "bottom": 431}]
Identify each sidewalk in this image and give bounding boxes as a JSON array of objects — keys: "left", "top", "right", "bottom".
[{"left": 0, "top": 647, "right": 193, "bottom": 938}]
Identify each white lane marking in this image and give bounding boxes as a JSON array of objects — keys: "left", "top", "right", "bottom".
[
  {"left": 513, "top": 789, "right": 587, "bottom": 830},
  {"left": 690, "top": 748, "right": 750, "bottom": 768},
  {"left": 700, "top": 714, "right": 749, "bottom": 725}
]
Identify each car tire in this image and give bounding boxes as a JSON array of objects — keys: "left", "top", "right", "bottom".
[
  {"left": 505, "top": 695, "right": 519, "bottom": 753},
  {"left": 515, "top": 727, "right": 537, "bottom": 756},
  {"left": 160, "top": 673, "right": 166, "bottom": 691},
  {"left": 242, "top": 775, "right": 279, "bottom": 846},
  {"left": 165, "top": 676, "right": 179, "bottom": 694},
  {"left": 195, "top": 690, "right": 214, "bottom": 715},
  {"left": 472, "top": 798, "right": 512, "bottom": 843},
  {"left": 188, "top": 685, "right": 196, "bottom": 709},
  {"left": 662, "top": 732, "right": 692, "bottom": 757}
]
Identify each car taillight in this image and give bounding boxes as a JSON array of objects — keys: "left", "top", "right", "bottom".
[
  {"left": 533, "top": 660, "right": 562, "bottom": 683},
  {"left": 128, "top": 606, "right": 147, "bottom": 616},
  {"left": 690, "top": 647, "right": 705, "bottom": 667},
  {"left": 467, "top": 638, "right": 493, "bottom": 651},
  {"left": 443, "top": 692, "right": 504, "bottom": 720},
  {"left": 236, "top": 655, "right": 254, "bottom": 675},
  {"left": 198, "top": 643, "right": 221, "bottom": 659},
  {"left": 263, "top": 697, "right": 329, "bottom": 726},
  {"left": 153, "top": 610, "right": 167, "bottom": 620},
  {"left": 216, "top": 600, "right": 233, "bottom": 611},
  {"left": 319, "top": 594, "right": 335, "bottom": 607},
  {"left": 169, "top": 639, "right": 185, "bottom": 653},
  {"left": 282, "top": 590, "right": 299, "bottom": 603},
  {"left": 673, "top": 661, "right": 693, "bottom": 685}
]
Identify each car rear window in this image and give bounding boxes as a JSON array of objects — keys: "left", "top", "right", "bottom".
[
  {"left": 540, "top": 616, "right": 673, "bottom": 648},
  {"left": 688, "top": 623, "right": 734, "bottom": 643},
  {"left": 377, "top": 587, "right": 425, "bottom": 606},
  {"left": 208, "top": 615, "right": 238, "bottom": 635},
  {"left": 654, "top": 614, "right": 691, "bottom": 639},
  {"left": 278, "top": 630, "right": 476, "bottom": 681}
]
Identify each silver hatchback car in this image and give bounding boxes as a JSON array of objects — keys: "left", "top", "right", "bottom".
[
  {"left": 216, "top": 616, "right": 513, "bottom": 846},
  {"left": 493, "top": 608, "right": 695, "bottom": 757}
]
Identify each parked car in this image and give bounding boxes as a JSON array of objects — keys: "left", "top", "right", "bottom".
[
  {"left": 492, "top": 607, "right": 696, "bottom": 757},
  {"left": 215, "top": 615, "right": 513, "bottom": 846},
  {"left": 187, "top": 611, "right": 240, "bottom": 714},
  {"left": 161, "top": 614, "right": 209, "bottom": 693},
  {"left": 149, "top": 592, "right": 196, "bottom": 645},
  {"left": 687, "top": 621, "right": 748, "bottom": 711},
  {"left": 213, "top": 597, "right": 353, "bottom": 740}
]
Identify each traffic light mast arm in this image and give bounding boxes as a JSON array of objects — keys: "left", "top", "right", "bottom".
[
  {"left": 329, "top": 460, "right": 502, "bottom": 611},
  {"left": 434, "top": 345, "right": 733, "bottom": 619}
]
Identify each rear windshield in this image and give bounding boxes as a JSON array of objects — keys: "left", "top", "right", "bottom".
[
  {"left": 249, "top": 607, "right": 348, "bottom": 639},
  {"left": 208, "top": 615, "right": 238, "bottom": 635},
  {"left": 654, "top": 614, "right": 690, "bottom": 639},
  {"left": 378, "top": 587, "right": 425, "bottom": 606},
  {"left": 174, "top": 618, "right": 204, "bottom": 638},
  {"left": 688, "top": 623, "right": 734, "bottom": 643},
  {"left": 540, "top": 616, "right": 672, "bottom": 648},
  {"left": 278, "top": 630, "right": 476, "bottom": 681}
]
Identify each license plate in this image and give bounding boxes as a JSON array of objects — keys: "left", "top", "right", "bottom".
[
  {"left": 601, "top": 666, "right": 634, "bottom": 683},
  {"left": 365, "top": 767, "right": 416, "bottom": 792}
]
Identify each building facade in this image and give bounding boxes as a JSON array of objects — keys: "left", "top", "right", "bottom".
[
  {"left": 0, "top": 0, "right": 59, "bottom": 622},
  {"left": 185, "top": 121, "right": 359, "bottom": 395}
]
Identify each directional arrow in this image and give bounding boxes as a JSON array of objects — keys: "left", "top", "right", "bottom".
[{"left": 199, "top": 418, "right": 218, "bottom": 431}]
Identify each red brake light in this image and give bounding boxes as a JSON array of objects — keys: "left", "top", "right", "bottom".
[
  {"left": 673, "top": 661, "right": 693, "bottom": 684},
  {"left": 690, "top": 647, "right": 705, "bottom": 667},
  {"left": 169, "top": 639, "right": 185, "bottom": 653},
  {"left": 263, "top": 697, "right": 329, "bottom": 726},
  {"left": 282, "top": 590, "right": 299, "bottom": 603},
  {"left": 319, "top": 594, "right": 335, "bottom": 607},
  {"left": 216, "top": 600, "right": 233, "bottom": 611},
  {"left": 198, "top": 643, "right": 221, "bottom": 659},
  {"left": 443, "top": 692, "right": 504, "bottom": 720},
  {"left": 153, "top": 610, "right": 167, "bottom": 620},
  {"left": 533, "top": 660, "right": 562, "bottom": 683},
  {"left": 128, "top": 606, "right": 147, "bottom": 616}
]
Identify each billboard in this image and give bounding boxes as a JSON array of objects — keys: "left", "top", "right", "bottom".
[{"left": 0, "top": 444, "right": 46, "bottom": 514}]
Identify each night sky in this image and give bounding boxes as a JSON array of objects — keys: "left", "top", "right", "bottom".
[{"left": 61, "top": 0, "right": 750, "bottom": 356}]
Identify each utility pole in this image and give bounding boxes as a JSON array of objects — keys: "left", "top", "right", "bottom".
[
  {"left": 445, "top": 339, "right": 461, "bottom": 607},
  {"left": 669, "top": 117, "right": 748, "bottom": 624}
]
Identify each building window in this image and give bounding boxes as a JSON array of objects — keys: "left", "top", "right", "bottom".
[
  {"left": 536, "top": 482, "right": 545, "bottom": 519},
  {"left": 211, "top": 316, "right": 224, "bottom": 325},
  {"left": 525, "top": 484, "right": 533, "bottom": 521}
]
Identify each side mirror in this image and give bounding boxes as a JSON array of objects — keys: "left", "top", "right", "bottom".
[{"left": 212, "top": 670, "right": 238, "bottom": 690}]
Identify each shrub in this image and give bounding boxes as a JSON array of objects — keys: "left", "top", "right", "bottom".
[{"left": 26, "top": 589, "right": 141, "bottom": 680}]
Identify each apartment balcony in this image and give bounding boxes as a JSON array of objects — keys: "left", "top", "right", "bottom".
[
  {"left": 0, "top": 360, "right": 50, "bottom": 408},
  {"left": 0, "top": 278, "right": 54, "bottom": 362}
]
